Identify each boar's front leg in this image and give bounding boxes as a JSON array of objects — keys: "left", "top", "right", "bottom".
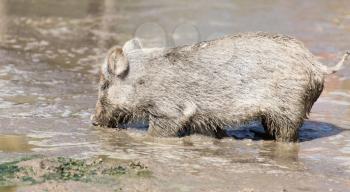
[
  {"left": 148, "top": 101, "right": 197, "bottom": 137},
  {"left": 262, "top": 114, "right": 302, "bottom": 142},
  {"left": 148, "top": 115, "right": 183, "bottom": 137},
  {"left": 180, "top": 125, "right": 227, "bottom": 139},
  {"left": 148, "top": 115, "right": 227, "bottom": 139}
]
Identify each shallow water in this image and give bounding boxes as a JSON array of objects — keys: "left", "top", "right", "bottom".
[
  {"left": 0, "top": 0, "right": 350, "bottom": 191},
  {"left": 0, "top": 134, "right": 40, "bottom": 153}
]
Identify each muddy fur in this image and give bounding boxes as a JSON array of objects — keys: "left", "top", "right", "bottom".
[{"left": 92, "top": 32, "right": 349, "bottom": 142}]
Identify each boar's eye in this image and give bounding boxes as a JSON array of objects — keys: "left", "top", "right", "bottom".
[{"left": 100, "top": 80, "right": 110, "bottom": 90}]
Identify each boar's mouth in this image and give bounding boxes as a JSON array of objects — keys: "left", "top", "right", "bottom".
[{"left": 93, "top": 107, "right": 133, "bottom": 128}]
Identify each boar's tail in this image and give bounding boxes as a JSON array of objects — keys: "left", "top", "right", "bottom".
[{"left": 325, "top": 51, "right": 350, "bottom": 74}]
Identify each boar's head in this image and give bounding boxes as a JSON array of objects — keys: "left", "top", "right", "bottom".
[{"left": 91, "top": 39, "right": 142, "bottom": 127}]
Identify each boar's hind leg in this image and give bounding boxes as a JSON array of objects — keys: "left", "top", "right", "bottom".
[
  {"left": 262, "top": 115, "right": 301, "bottom": 142},
  {"left": 148, "top": 116, "right": 182, "bottom": 137}
]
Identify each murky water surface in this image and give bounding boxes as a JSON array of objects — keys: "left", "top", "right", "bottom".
[
  {"left": 0, "top": 186, "right": 16, "bottom": 192},
  {"left": 0, "top": 0, "right": 350, "bottom": 191},
  {"left": 0, "top": 134, "right": 40, "bottom": 152}
]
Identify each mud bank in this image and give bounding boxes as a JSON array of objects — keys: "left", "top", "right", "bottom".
[{"left": 0, "top": 156, "right": 151, "bottom": 192}]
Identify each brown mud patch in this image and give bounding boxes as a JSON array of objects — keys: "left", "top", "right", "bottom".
[{"left": 0, "top": 135, "right": 41, "bottom": 153}]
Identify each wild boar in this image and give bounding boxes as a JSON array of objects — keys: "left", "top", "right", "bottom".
[{"left": 91, "top": 32, "right": 349, "bottom": 142}]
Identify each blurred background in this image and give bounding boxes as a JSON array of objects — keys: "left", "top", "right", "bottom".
[{"left": 0, "top": 0, "right": 349, "bottom": 191}]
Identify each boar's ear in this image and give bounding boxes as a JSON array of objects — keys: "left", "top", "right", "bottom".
[
  {"left": 122, "top": 38, "right": 142, "bottom": 53},
  {"left": 106, "top": 47, "right": 129, "bottom": 78}
]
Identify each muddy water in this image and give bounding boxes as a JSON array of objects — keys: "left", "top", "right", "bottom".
[
  {"left": 0, "top": 134, "right": 40, "bottom": 152},
  {"left": 0, "top": 0, "right": 349, "bottom": 191},
  {"left": 0, "top": 186, "right": 16, "bottom": 192}
]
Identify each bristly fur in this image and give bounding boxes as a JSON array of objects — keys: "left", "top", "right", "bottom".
[{"left": 93, "top": 32, "right": 347, "bottom": 142}]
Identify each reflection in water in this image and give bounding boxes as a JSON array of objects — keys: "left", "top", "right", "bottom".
[
  {"left": 0, "top": 0, "right": 349, "bottom": 191},
  {"left": 91, "top": 126, "right": 303, "bottom": 171},
  {"left": 227, "top": 120, "right": 342, "bottom": 142},
  {"left": 259, "top": 142, "right": 300, "bottom": 168},
  {"left": 299, "top": 121, "right": 342, "bottom": 141}
]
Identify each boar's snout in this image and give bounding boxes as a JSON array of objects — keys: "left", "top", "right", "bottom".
[
  {"left": 91, "top": 101, "right": 104, "bottom": 126},
  {"left": 90, "top": 114, "right": 98, "bottom": 126}
]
